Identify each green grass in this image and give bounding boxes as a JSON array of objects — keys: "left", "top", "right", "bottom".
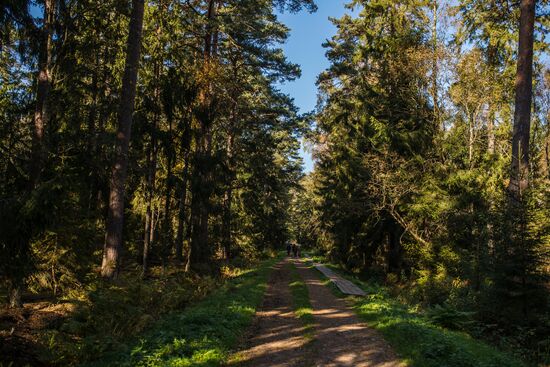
[
  {"left": 288, "top": 264, "right": 314, "bottom": 338},
  {"left": 81, "top": 257, "right": 280, "bottom": 367},
  {"left": 311, "top": 263, "right": 525, "bottom": 367}
]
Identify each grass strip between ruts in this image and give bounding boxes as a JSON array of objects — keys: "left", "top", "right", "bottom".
[
  {"left": 83, "top": 256, "right": 280, "bottom": 367},
  {"left": 288, "top": 262, "right": 315, "bottom": 339}
]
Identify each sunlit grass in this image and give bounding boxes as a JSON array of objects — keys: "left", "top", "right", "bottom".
[
  {"left": 311, "top": 262, "right": 525, "bottom": 367},
  {"left": 81, "top": 257, "right": 280, "bottom": 367}
]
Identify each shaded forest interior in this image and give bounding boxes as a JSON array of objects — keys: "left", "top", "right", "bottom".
[{"left": 0, "top": 0, "right": 549, "bottom": 366}]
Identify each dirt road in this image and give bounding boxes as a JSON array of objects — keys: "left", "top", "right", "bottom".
[{"left": 233, "top": 258, "right": 405, "bottom": 367}]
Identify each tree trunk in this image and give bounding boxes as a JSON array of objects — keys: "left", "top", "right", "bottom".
[
  {"left": 30, "top": 0, "right": 54, "bottom": 189},
  {"left": 469, "top": 112, "right": 474, "bottom": 168},
  {"left": 142, "top": 133, "right": 157, "bottom": 275},
  {"left": 487, "top": 110, "right": 495, "bottom": 154},
  {"left": 175, "top": 149, "right": 190, "bottom": 262},
  {"left": 162, "top": 111, "right": 174, "bottom": 266},
  {"left": 221, "top": 132, "right": 234, "bottom": 260},
  {"left": 87, "top": 49, "right": 101, "bottom": 210},
  {"left": 190, "top": 147, "right": 211, "bottom": 268},
  {"left": 387, "top": 219, "right": 403, "bottom": 276},
  {"left": 189, "top": 0, "right": 217, "bottom": 272},
  {"left": 184, "top": 212, "right": 193, "bottom": 272},
  {"left": 101, "top": 0, "right": 145, "bottom": 279},
  {"left": 509, "top": 0, "right": 536, "bottom": 196},
  {"left": 162, "top": 150, "right": 173, "bottom": 266},
  {"left": 221, "top": 187, "right": 232, "bottom": 260},
  {"left": 431, "top": 0, "right": 441, "bottom": 131},
  {"left": 544, "top": 131, "right": 550, "bottom": 180},
  {"left": 12, "top": 0, "right": 56, "bottom": 308}
]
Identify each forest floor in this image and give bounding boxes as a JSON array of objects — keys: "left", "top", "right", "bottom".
[
  {"left": 0, "top": 298, "right": 73, "bottom": 366},
  {"left": 233, "top": 257, "right": 404, "bottom": 367}
]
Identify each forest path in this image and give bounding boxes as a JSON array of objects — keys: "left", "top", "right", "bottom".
[
  {"left": 232, "top": 260, "right": 311, "bottom": 366},
  {"left": 232, "top": 258, "right": 405, "bottom": 367}
]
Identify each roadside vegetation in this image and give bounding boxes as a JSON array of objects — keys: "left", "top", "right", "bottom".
[
  {"left": 307, "top": 255, "right": 529, "bottom": 367},
  {"left": 1, "top": 256, "right": 279, "bottom": 366},
  {"left": 81, "top": 256, "right": 278, "bottom": 367},
  {"left": 1, "top": 0, "right": 549, "bottom": 366}
]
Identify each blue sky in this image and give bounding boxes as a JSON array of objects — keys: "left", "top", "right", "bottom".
[{"left": 276, "top": 1, "right": 353, "bottom": 173}]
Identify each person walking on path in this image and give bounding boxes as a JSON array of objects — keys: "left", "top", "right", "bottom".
[
  {"left": 286, "top": 242, "right": 292, "bottom": 256},
  {"left": 292, "top": 243, "right": 298, "bottom": 258}
]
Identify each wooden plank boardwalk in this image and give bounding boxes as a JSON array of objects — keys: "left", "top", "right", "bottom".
[{"left": 311, "top": 262, "right": 366, "bottom": 296}]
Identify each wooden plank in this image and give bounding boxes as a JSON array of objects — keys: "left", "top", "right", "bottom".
[{"left": 313, "top": 263, "right": 366, "bottom": 296}]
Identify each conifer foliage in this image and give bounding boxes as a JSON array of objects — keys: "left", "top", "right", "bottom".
[
  {"left": 292, "top": 0, "right": 550, "bottom": 363},
  {"left": 1, "top": 0, "right": 550, "bottom": 365},
  {"left": 0, "top": 0, "right": 314, "bottom": 302}
]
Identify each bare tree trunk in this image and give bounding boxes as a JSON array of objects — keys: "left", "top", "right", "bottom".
[
  {"left": 175, "top": 149, "right": 190, "bottom": 262},
  {"left": 12, "top": 0, "right": 56, "bottom": 308},
  {"left": 87, "top": 48, "right": 102, "bottom": 210},
  {"left": 544, "top": 131, "right": 550, "bottom": 179},
  {"left": 162, "top": 111, "right": 174, "bottom": 267},
  {"left": 102, "top": 0, "right": 145, "bottom": 279},
  {"left": 190, "top": 140, "right": 212, "bottom": 268},
  {"left": 142, "top": 133, "right": 157, "bottom": 275},
  {"left": 143, "top": 207, "right": 151, "bottom": 274},
  {"left": 467, "top": 105, "right": 474, "bottom": 168},
  {"left": 189, "top": 0, "right": 217, "bottom": 272},
  {"left": 540, "top": 106, "right": 550, "bottom": 179},
  {"left": 221, "top": 187, "right": 232, "bottom": 260},
  {"left": 30, "top": 0, "right": 54, "bottom": 189},
  {"left": 221, "top": 131, "right": 234, "bottom": 260},
  {"left": 184, "top": 210, "right": 193, "bottom": 272},
  {"left": 431, "top": 0, "right": 441, "bottom": 131},
  {"left": 509, "top": 0, "right": 536, "bottom": 196},
  {"left": 487, "top": 110, "right": 496, "bottom": 154},
  {"left": 162, "top": 150, "right": 173, "bottom": 267},
  {"left": 469, "top": 118, "right": 474, "bottom": 167}
]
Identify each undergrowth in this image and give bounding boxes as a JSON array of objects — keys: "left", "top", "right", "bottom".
[
  {"left": 35, "top": 255, "right": 279, "bottom": 366},
  {"left": 77, "top": 257, "right": 278, "bottom": 366}
]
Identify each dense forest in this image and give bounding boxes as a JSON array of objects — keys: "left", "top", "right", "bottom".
[
  {"left": 294, "top": 0, "right": 550, "bottom": 363},
  {"left": 0, "top": 0, "right": 549, "bottom": 366}
]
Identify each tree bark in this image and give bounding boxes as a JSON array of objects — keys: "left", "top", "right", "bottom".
[
  {"left": 509, "top": 0, "right": 536, "bottom": 196},
  {"left": 175, "top": 149, "right": 190, "bottom": 262},
  {"left": 142, "top": 132, "right": 157, "bottom": 275},
  {"left": 190, "top": 146, "right": 212, "bottom": 268},
  {"left": 162, "top": 109, "right": 174, "bottom": 266},
  {"left": 487, "top": 110, "right": 495, "bottom": 154},
  {"left": 162, "top": 148, "right": 173, "bottom": 266},
  {"left": 221, "top": 124, "right": 235, "bottom": 260},
  {"left": 469, "top": 114, "right": 474, "bottom": 167},
  {"left": 12, "top": 0, "right": 56, "bottom": 308},
  {"left": 30, "top": 0, "right": 54, "bottom": 189},
  {"left": 431, "top": 0, "right": 441, "bottom": 131},
  {"left": 544, "top": 130, "right": 550, "bottom": 180},
  {"left": 102, "top": 0, "right": 145, "bottom": 279},
  {"left": 189, "top": 0, "right": 217, "bottom": 271}
]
